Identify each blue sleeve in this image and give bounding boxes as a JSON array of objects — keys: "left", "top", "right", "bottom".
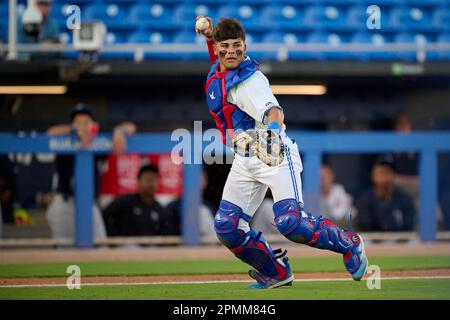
[
  {"left": 41, "top": 18, "right": 60, "bottom": 40},
  {"left": 16, "top": 17, "right": 34, "bottom": 44}
]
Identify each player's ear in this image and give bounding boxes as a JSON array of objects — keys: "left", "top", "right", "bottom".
[{"left": 212, "top": 42, "right": 219, "bottom": 55}]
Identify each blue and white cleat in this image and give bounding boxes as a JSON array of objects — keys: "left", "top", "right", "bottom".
[
  {"left": 248, "top": 257, "right": 294, "bottom": 289},
  {"left": 343, "top": 233, "right": 368, "bottom": 281}
]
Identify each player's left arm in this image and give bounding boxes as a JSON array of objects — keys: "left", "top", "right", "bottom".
[
  {"left": 264, "top": 107, "right": 284, "bottom": 131},
  {"left": 111, "top": 122, "right": 137, "bottom": 154},
  {"left": 232, "top": 71, "right": 283, "bottom": 127}
]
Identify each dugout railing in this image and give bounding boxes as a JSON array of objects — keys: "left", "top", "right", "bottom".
[{"left": 0, "top": 131, "right": 449, "bottom": 247}]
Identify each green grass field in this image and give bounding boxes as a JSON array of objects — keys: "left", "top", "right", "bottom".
[
  {"left": 1, "top": 255, "right": 449, "bottom": 300},
  {"left": 1, "top": 279, "right": 449, "bottom": 300}
]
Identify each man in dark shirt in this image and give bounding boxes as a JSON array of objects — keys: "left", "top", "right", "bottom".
[
  {"left": 103, "top": 164, "right": 170, "bottom": 236},
  {"left": 356, "top": 155, "right": 416, "bottom": 231},
  {"left": 46, "top": 103, "right": 136, "bottom": 240}
]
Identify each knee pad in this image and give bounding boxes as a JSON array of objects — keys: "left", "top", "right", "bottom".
[
  {"left": 273, "top": 199, "right": 354, "bottom": 254},
  {"left": 215, "top": 200, "right": 290, "bottom": 279},
  {"left": 214, "top": 200, "right": 251, "bottom": 249}
]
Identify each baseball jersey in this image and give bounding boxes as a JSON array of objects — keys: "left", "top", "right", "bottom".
[{"left": 227, "top": 67, "right": 285, "bottom": 132}]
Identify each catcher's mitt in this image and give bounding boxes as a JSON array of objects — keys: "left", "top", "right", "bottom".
[{"left": 232, "top": 129, "right": 285, "bottom": 166}]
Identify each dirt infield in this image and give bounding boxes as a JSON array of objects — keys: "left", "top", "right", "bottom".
[
  {"left": 1, "top": 269, "right": 449, "bottom": 287},
  {"left": 1, "top": 242, "right": 450, "bottom": 264}
]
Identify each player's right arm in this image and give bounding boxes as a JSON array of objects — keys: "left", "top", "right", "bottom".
[{"left": 195, "top": 16, "right": 217, "bottom": 63}]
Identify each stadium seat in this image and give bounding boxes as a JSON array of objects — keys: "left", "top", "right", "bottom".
[
  {"left": 83, "top": 3, "right": 131, "bottom": 30},
  {"left": 394, "top": 32, "right": 431, "bottom": 61},
  {"left": 346, "top": 6, "right": 369, "bottom": 31},
  {"left": 316, "top": 0, "right": 358, "bottom": 5},
  {"left": 350, "top": 32, "right": 396, "bottom": 61},
  {"left": 303, "top": 6, "right": 351, "bottom": 32},
  {"left": 403, "top": 0, "right": 446, "bottom": 7},
  {"left": 128, "top": 30, "right": 171, "bottom": 44},
  {"left": 357, "top": 0, "right": 399, "bottom": 6},
  {"left": 260, "top": 4, "right": 310, "bottom": 32},
  {"left": 172, "top": 3, "right": 217, "bottom": 26},
  {"left": 435, "top": 33, "right": 450, "bottom": 60},
  {"left": 288, "top": 32, "right": 350, "bottom": 60},
  {"left": 262, "top": 31, "right": 301, "bottom": 45},
  {"left": 58, "top": 31, "right": 72, "bottom": 44},
  {"left": 216, "top": 4, "right": 269, "bottom": 32},
  {"left": 388, "top": 7, "right": 433, "bottom": 33},
  {"left": 431, "top": 7, "right": 450, "bottom": 32},
  {"left": 129, "top": 2, "right": 177, "bottom": 30}
]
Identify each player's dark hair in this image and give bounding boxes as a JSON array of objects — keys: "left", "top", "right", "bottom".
[
  {"left": 138, "top": 164, "right": 159, "bottom": 179},
  {"left": 212, "top": 18, "right": 246, "bottom": 42}
]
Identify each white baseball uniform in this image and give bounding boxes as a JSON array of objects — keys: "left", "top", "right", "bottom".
[{"left": 222, "top": 69, "right": 305, "bottom": 233}]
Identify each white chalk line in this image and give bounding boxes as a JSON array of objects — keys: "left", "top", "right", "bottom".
[{"left": 1, "top": 275, "right": 450, "bottom": 288}]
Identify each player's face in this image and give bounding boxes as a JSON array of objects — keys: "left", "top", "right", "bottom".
[
  {"left": 214, "top": 38, "right": 246, "bottom": 70},
  {"left": 138, "top": 171, "right": 159, "bottom": 196},
  {"left": 371, "top": 165, "right": 395, "bottom": 188},
  {"left": 37, "top": 1, "right": 52, "bottom": 17},
  {"left": 72, "top": 114, "right": 94, "bottom": 130}
]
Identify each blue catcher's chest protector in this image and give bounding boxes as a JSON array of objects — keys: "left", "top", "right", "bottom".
[{"left": 205, "top": 57, "right": 258, "bottom": 144}]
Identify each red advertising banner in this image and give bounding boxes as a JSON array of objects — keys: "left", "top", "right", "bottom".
[{"left": 99, "top": 153, "right": 183, "bottom": 197}]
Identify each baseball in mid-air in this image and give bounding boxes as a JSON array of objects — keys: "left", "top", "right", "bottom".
[{"left": 196, "top": 17, "right": 210, "bottom": 32}]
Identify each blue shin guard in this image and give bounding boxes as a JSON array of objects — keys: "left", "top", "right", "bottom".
[
  {"left": 214, "top": 200, "right": 291, "bottom": 281},
  {"left": 273, "top": 198, "right": 368, "bottom": 280},
  {"left": 273, "top": 199, "right": 354, "bottom": 253}
]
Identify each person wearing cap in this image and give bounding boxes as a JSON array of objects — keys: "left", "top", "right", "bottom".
[
  {"left": 17, "top": 0, "right": 60, "bottom": 44},
  {"left": 45, "top": 104, "right": 136, "bottom": 242},
  {"left": 103, "top": 164, "right": 172, "bottom": 237},
  {"left": 355, "top": 155, "right": 416, "bottom": 232}
]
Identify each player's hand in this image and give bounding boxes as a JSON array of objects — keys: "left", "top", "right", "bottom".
[
  {"left": 232, "top": 131, "right": 255, "bottom": 156},
  {"left": 111, "top": 127, "right": 127, "bottom": 154},
  {"left": 195, "top": 16, "right": 213, "bottom": 40}
]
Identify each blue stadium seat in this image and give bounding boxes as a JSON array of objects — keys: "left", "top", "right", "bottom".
[
  {"left": 303, "top": 6, "right": 351, "bottom": 32},
  {"left": 262, "top": 31, "right": 301, "bottom": 45},
  {"left": 54, "top": 0, "right": 93, "bottom": 4},
  {"left": 403, "top": 0, "right": 446, "bottom": 7},
  {"left": 216, "top": 4, "right": 269, "bottom": 32},
  {"left": 260, "top": 4, "right": 310, "bottom": 31},
  {"left": 277, "top": 0, "right": 316, "bottom": 5},
  {"left": 128, "top": 30, "right": 171, "bottom": 44},
  {"left": 388, "top": 7, "right": 432, "bottom": 33},
  {"left": 104, "top": 32, "right": 126, "bottom": 45},
  {"left": 58, "top": 30, "right": 72, "bottom": 44},
  {"left": 172, "top": 31, "right": 209, "bottom": 60},
  {"left": 394, "top": 32, "right": 430, "bottom": 61},
  {"left": 290, "top": 32, "right": 351, "bottom": 60},
  {"left": 173, "top": 3, "right": 217, "bottom": 26},
  {"left": 435, "top": 33, "right": 450, "bottom": 60},
  {"left": 351, "top": 32, "right": 396, "bottom": 61},
  {"left": 431, "top": 7, "right": 450, "bottom": 32},
  {"left": 316, "top": 0, "right": 358, "bottom": 5},
  {"left": 129, "top": 2, "right": 177, "bottom": 30},
  {"left": 83, "top": 3, "right": 131, "bottom": 30},
  {"left": 357, "top": 0, "right": 399, "bottom": 6}
]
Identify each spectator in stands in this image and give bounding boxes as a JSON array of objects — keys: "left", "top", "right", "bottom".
[
  {"left": 320, "top": 164, "right": 353, "bottom": 226},
  {"left": 356, "top": 155, "right": 416, "bottom": 231},
  {"left": 17, "top": 0, "right": 60, "bottom": 44},
  {"left": 391, "top": 112, "right": 419, "bottom": 201},
  {"left": 165, "top": 169, "right": 216, "bottom": 237},
  {"left": 103, "top": 164, "right": 171, "bottom": 236},
  {"left": 46, "top": 103, "right": 136, "bottom": 240}
]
